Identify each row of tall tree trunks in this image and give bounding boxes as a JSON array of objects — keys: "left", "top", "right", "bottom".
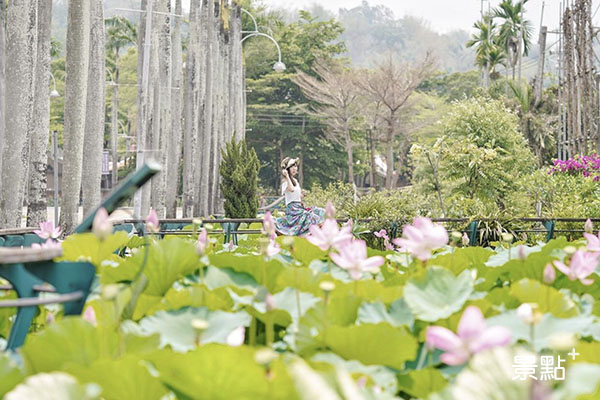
[
  {"left": 0, "top": 0, "right": 243, "bottom": 231},
  {"left": 179, "top": 0, "right": 244, "bottom": 219},
  {"left": 136, "top": 0, "right": 244, "bottom": 220}
]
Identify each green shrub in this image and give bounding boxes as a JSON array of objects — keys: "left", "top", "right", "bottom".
[{"left": 220, "top": 139, "right": 260, "bottom": 218}]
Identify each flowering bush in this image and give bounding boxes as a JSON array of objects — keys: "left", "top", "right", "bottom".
[{"left": 549, "top": 153, "right": 600, "bottom": 180}]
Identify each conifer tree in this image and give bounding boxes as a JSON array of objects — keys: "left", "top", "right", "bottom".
[{"left": 219, "top": 139, "right": 260, "bottom": 218}]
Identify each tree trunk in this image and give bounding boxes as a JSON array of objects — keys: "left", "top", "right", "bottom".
[
  {"left": 27, "top": 0, "right": 53, "bottom": 226},
  {"left": 166, "top": 0, "right": 183, "bottom": 218},
  {"left": 231, "top": 4, "right": 244, "bottom": 141},
  {"left": 81, "top": 0, "right": 105, "bottom": 217},
  {"left": 110, "top": 63, "right": 118, "bottom": 188},
  {"left": 368, "top": 128, "right": 376, "bottom": 188},
  {"left": 1, "top": 0, "right": 38, "bottom": 228},
  {"left": 200, "top": 0, "right": 216, "bottom": 215},
  {"left": 60, "top": 1, "right": 90, "bottom": 233},
  {"left": 148, "top": 1, "right": 160, "bottom": 215},
  {"left": 0, "top": 0, "right": 6, "bottom": 189},
  {"left": 152, "top": 0, "right": 172, "bottom": 218},
  {"left": 344, "top": 127, "right": 354, "bottom": 185},
  {"left": 182, "top": 0, "right": 199, "bottom": 217},
  {"left": 384, "top": 119, "right": 394, "bottom": 189}
]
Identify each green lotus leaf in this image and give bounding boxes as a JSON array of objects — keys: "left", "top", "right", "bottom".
[
  {"left": 486, "top": 310, "right": 600, "bottom": 352},
  {"left": 509, "top": 278, "right": 579, "bottom": 317},
  {"left": 0, "top": 352, "right": 24, "bottom": 397},
  {"left": 59, "top": 232, "right": 129, "bottom": 268},
  {"left": 137, "top": 307, "right": 251, "bottom": 351},
  {"left": 311, "top": 352, "right": 398, "bottom": 394},
  {"left": 397, "top": 367, "right": 447, "bottom": 399},
  {"left": 21, "top": 317, "right": 119, "bottom": 374},
  {"left": 404, "top": 267, "right": 474, "bottom": 322},
  {"left": 324, "top": 323, "right": 417, "bottom": 370},
  {"left": 65, "top": 355, "right": 167, "bottom": 400},
  {"left": 149, "top": 344, "right": 298, "bottom": 399},
  {"left": 4, "top": 372, "right": 101, "bottom": 400},
  {"left": 357, "top": 298, "right": 414, "bottom": 328},
  {"left": 209, "top": 253, "right": 284, "bottom": 292}
]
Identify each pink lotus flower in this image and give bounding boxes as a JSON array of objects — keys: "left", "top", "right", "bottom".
[
  {"left": 373, "top": 229, "right": 394, "bottom": 251},
  {"left": 92, "top": 207, "right": 113, "bottom": 240},
  {"left": 307, "top": 219, "right": 353, "bottom": 251},
  {"left": 393, "top": 217, "right": 448, "bottom": 261},
  {"left": 196, "top": 229, "right": 208, "bottom": 255},
  {"left": 426, "top": 306, "right": 511, "bottom": 365},
  {"left": 265, "top": 239, "right": 281, "bottom": 257},
  {"left": 83, "top": 306, "right": 97, "bottom": 326},
  {"left": 584, "top": 231, "right": 600, "bottom": 252},
  {"left": 585, "top": 219, "right": 594, "bottom": 234},
  {"left": 543, "top": 264, "right": 556, "bottom": 284},
  {"left": 553, "top": 250, "right": 598, "bottom": 285},
  {"left": 374, "top": 229, "right": 388, "bottom": 239},
  {"left": 33, "top": 221, "right": 61, "bottom": 240},
  {"left": 226, "top": 326, "right": 245, "bottom": 347},
  {"left": 329, "top": 239, "right": 385, "bottom": 280},
  {"left": 325, "top": 201, "right": 336, "bottom": 219},
  {"left": 262, "top": 211, "right": 277, "bottom": 237},
  {"left": 146, "top": 208, "right": 159, "bottom": 233},
  {"left": 31, "top": 239, "right": 62, "bottom": 250},
  {"left": 461, "top": 232, "right": 470, "bottom": 247}
]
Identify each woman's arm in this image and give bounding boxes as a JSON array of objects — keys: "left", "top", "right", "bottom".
[{"left": 282, "top": 170, "right": 295, "bottom": 192}]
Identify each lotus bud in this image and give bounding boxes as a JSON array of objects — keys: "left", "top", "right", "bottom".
[
  {"left": 462, "top": 232, "right": 470, "bottom": 247},
  {"left": 92, "top": 207, "right": 113, "bottom": 240},
  {"left": 564, "top": 245, "right": 577, "bottom": 255},
  {"left": 83, "top": 306, "right": 97, "bottom": 326},
  {"left": 196, "top": 229, "right": 208, "bottom": 255},
  {"left": 516, "top": 303, "right": 542, "bottom": 325},
  {"left": 101, "top": 284, "right": 120, "bottom": 300},
  {"left": 282, "top": 236, "right": 294, "bottom": 247},
  {"left": 319, "top": 281, "right": 336, "bottom": 293},
  {"left": 585, "top": 219, "right": 594, "bottom": 234},
  {"left": 543, "top": 264, "right": 556, "bottom": 284},
  {"left": 146, "top": 208, "right": 160, "bottom": 233},
  {"left": 265, "top": 293, "right": 275, "bottom": 312},
  {"left": 192, "top": 218, "right": 203, "bottom": 226},
  {"left": 501, "top": 233, "right": 514, "bottom": 244},
  {"left": 549, "top": 332, "right": 577, "bottom": 350},
  {"left": 517, "top": 245, "right": 527, "bottom": 260},
  {"left": 325, "top": 201, "right": 336, "bottom": 219},
  {"left": 263, "top": 211, "right": 276, "bottom": 237},
  {"left": 254, "top": 348, "right": 278, "bottom": 367},
  {"left": 191, "top": 318, "right": 209, "bottom": 332}
]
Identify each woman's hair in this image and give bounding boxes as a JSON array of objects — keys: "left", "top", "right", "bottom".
[{"left": 284, "top": 163, "right": 298, "bottom": 187}]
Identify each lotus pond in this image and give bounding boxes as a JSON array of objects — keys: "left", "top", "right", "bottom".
[{"left": 2, "top": 214, "right": 600, "bottom": 400}]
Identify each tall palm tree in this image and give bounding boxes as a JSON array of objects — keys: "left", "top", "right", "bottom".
[
  {"left": 466, "top": 14, "right": 497, "bottom": 88},
  {"left": 493, "top": 0, "right": 532, "bottom": 81}
]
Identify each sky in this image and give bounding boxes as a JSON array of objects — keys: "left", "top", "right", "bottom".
[{"left": 260, "top": 0, "right": 576, "bottom": 36}]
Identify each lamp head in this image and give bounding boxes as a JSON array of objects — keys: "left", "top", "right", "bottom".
[
  {"left": 273, "top": 61, "right": 286, "bottom": 73},
  {"left": 50, "top": 89, "right": 60, "bottom": 98}
]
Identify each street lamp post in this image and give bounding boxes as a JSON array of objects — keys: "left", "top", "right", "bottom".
[
  {"left": 241, "top": 9, "right": 286, "bottom": 73},
  {"left": 49, "top": 71, "right": 61, "bottom": 224}
]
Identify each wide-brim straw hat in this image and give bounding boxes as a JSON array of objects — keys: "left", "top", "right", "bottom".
[{"left": 281, "top": 157, "right": 299, "bottom": 170}]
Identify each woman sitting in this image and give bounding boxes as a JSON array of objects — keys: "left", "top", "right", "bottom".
[{"left": 275, "top": 157, "right": 324, "bottom": 236}]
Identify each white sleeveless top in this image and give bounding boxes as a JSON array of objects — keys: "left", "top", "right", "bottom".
[{"left": 282, "top": 181, "right": 301, "bottom": 205}]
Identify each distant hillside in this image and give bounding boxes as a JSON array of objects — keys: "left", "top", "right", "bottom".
[{"left": 336, "top": 2, "right": 475, "bottom": 72}]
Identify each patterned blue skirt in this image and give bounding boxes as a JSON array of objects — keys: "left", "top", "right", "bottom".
[{"left": 275, "top": 202, "right": 325, "bottom": 236}]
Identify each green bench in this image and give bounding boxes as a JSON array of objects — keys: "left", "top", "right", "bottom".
[{"left": 0, "top": 162, "right": 161, "bottom": 350}]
